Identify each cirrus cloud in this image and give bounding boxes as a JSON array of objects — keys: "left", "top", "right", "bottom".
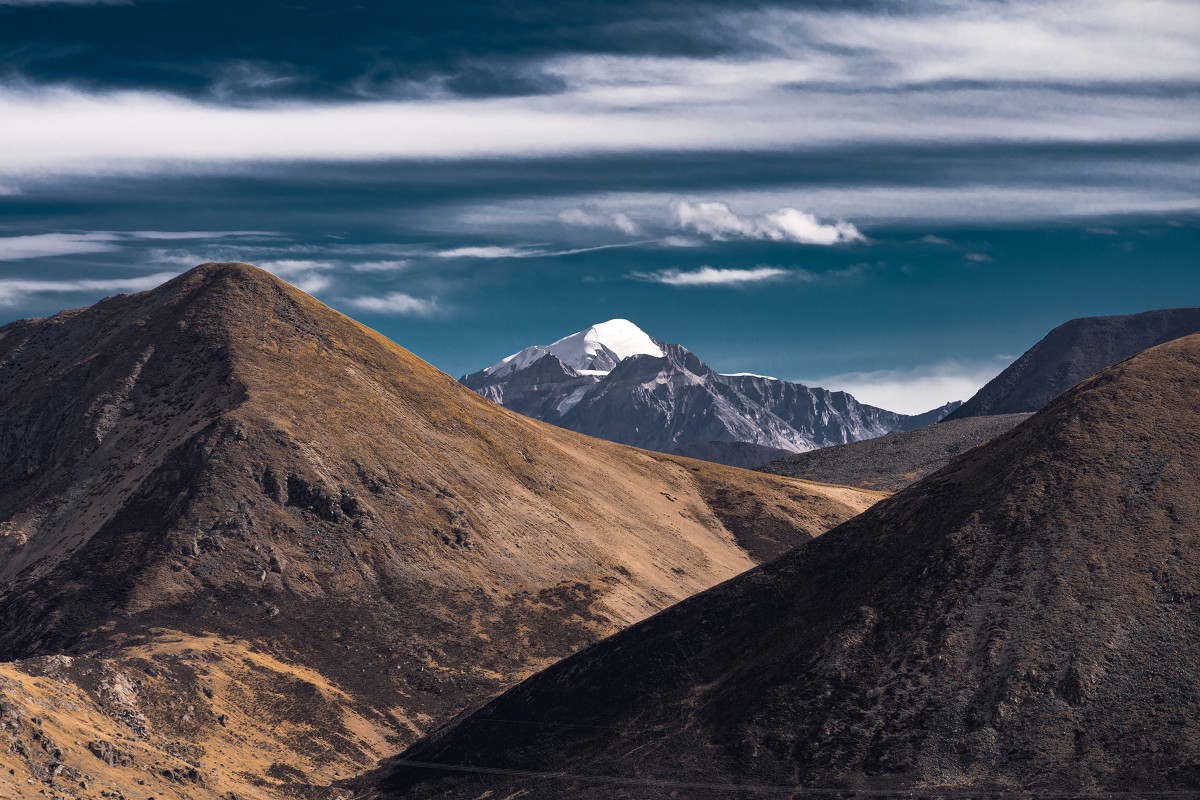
[
  {"left": 0, "top": 272, "right": 177, "bottom": 307},
  {"left": 630, "top": 265, "right": 791, "bottom": 287},
  {"left": 341, "top": 292, "right": 440, "bottom": 316}
]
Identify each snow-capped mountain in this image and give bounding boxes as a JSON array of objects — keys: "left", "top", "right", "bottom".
[
  {"left": 483, "top": 318, "right": 664, "bottom": 378},
  {"left": 461, "top": 320, "right": 960, "bottom": 466}
]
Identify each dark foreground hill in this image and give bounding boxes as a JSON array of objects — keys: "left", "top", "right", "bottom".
[
  {"left": 758, "top": 413, "right": 1032, "bottom": 491},
  {"left": 947, "top": 306, "right": 1200, "bottom": 419},
  {"left": 0, "top": 263, "right": 879, "bottom": 799},
  {"left": 365, "top": 333, "right": 1200, "bottom": 798}
]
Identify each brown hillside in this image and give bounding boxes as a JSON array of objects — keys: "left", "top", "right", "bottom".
[
  {"left": 0, "top": 263, "right": 878, "bottom": 798},
  {"left": 370, "top": 332, "right": 1200, "bottom": 798}
]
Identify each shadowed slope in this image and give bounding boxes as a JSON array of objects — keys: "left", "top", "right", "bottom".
[
  {"left": 369, "top": 333, "right": 1200, "bottom": 798},
  {"left": 0, "top": 263, "right": 878, "bottom": 797},
  {"left": 758, "top": 413, "right": 1032, "bottom": 491},
  {"left": 946, "top": 306, "right": 1200, "bottom": 419}
]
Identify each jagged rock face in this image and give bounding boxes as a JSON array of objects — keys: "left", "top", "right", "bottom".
[
  {"left": 947, "top": 306, "right": 1200, "bottom": 420},
  {"left": 371, "top": 333, "right": 1200, "bottom": 799},
  {"left": 0, "top": 263, "right": 880, "bottom": 796},
  {"left": 463, "top": 335, "right": 948, "bottom": 461}
]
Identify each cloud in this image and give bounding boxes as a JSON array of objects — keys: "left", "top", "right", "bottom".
[
  {"left": 964, "top": 253, "right": 994, "bottom": 263},
  {"left": 433, "top": 246, "right": 536, "bottom": 259},
  {"left": 254, "top": 259, "right": 334, "bottom": 294},
  {"left": 255, "top": 259, "right": 336, "bottom": 275},
  {"left": 920, "top": 234, "right": 951, "bottom": 245},
  {"left": 631, "top": 265, "right": 791, "bottom": 287},
  {"left": 558, "top": 206, "right": 642, "bottom": 236},
  {"left": 659, "top": 236, "right": 704, "bottom": 248},
  {"left": 350, "top": 260, "right": 412, "bottom": 272},
  {"left": 0, "top": 272, "right": 177, "bottom": 307},
  {"left": 342, "top": 292, "right": 439, "bottom": 316},
  {"left": 808, "top": 360, "right": 1008, "bottom": 416},
  {"left": 0, "top": 232, "right": 120, "bottom": 260},
  {"left": 670, "top": 200, "right": 865, "bottom": 245},
  {"left": 126, "top": 230, "right": 277, "bottom": 240}
]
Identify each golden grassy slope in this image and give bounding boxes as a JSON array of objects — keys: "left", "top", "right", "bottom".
[{"left": 0, "top": 263, "right": 882, "bottom": 798}]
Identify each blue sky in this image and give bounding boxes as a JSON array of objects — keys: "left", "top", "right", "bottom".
[{"left": 1, "top": 0, "right": 1198, "bottom": 413}]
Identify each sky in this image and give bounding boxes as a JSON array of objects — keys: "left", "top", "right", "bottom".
[{"left": 1, "top": 0, "right": 1198, "bottom": 414}]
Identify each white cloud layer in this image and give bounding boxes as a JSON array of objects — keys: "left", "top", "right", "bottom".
[
  {"left": 809, "top": 360, "right": 1009, "bottom": 415},
  {"left": 0, "top": 232, "right": 120, "bottom": 260},
  {"left": 342, "top": 292, "right": 439, "bottom": 316},
  {"left": 632, "top": 266, "right": 791, "bottom": 287},
  {"left": 670, "top": 200, "right": 864, "bottom": 245},
  {"left": 0, "top": 272, "right": 177, "bottom": 307},
  {"left": 1, "top": 0, "right": 1198, "bottom": 180}
]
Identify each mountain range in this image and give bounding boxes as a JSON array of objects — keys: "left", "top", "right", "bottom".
[
  {"left": 4, "top": 266, "right": 1200, "bottom": 799},
  {"left": 366, "top": 329, "right": 1200, "bottom": 799},
  {"left": 0, "top": 264, "right": 878, "bottom": 799},
  {"left": 461, "top": 320, "right": 960, "bottom": 467}
]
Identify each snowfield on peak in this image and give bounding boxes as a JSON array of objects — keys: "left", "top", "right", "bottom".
[{"left": 484, "top": 319, "right": 663, "bottom": 377}]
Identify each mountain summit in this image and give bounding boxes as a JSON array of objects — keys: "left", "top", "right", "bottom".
[
  {"left": 483, "top": 319, "right": 664, "bottom": 377},
  {"left": 375, "top": 331, "right": 1200, "bottom": 798},
  {"left": 0, "top": 263, "right": 878, "bottom": 796},
  {"left": 947, "top": 306, "right": 1200, "bottom": 420},
  {"left": 463, "top": 321, "right": 956, "bottom": 465}
]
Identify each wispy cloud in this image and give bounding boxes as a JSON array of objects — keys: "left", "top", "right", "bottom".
[
  {"left": 558, "top": 205, "right": 642, "bottom": 236},
  {"left": 0, "top": 230, "right": 280, "bottom": 262},
  {"left": 670, "top": 200, "right": 865, "bottom": 245},
  {"left": 126, "top": 230, "right": 277, "bottom": 240},
  {"left": 631, "top": 265, "right": 792, "bottom": 287},
  {"left": 254, "top": 259, "right": 334, "bottom": 294},
  {"left": 433, "top": 246, "right": 536, "bottom": 259},
  {"left": 808, "top": 359, "right": 1009, "bottom": 415},
  {"left": 0, "top": 232, "right": 120, "bottom": 260},
  {"left": 0, "top": 272, "right": 177, "bottom": 307},
  {"left": 341, "top": 292, "right": 440, "bottom": 316},
  {"left": 964, "top": 252, "right": 994, "bottom": 263}
]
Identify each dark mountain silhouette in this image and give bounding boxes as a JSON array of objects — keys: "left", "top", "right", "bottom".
[
  {"left": 366, "top": 332, "right": 1200, "bottom": 798},
  {"left": 758, "top": 413, "right": 1032, "bottom": 491},
  {"left": 946, "top": 306, "right": 1200, "bottom": 420},
  {"left": 0, "top": 263, "right": 879, "bottom": 797}
]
